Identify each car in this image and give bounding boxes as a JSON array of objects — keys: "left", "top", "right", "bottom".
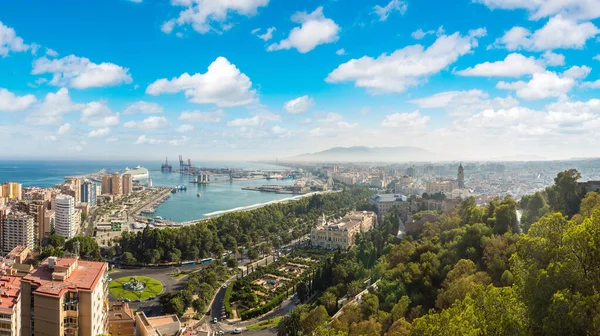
[
  {"left": 213, "top": 317, "right": 218, "bottom": 323},
  {"left": 222, "top": 284, "right": 228, "bottom": 289},
  {"left": 232, "top": 328, "right": 242, "bottom": 334},
  {"left": 216, "top": 331, "right": 225, "bottom": 335},
  {"left": 134, "top": 299, "right": 141, "bottom": 302},
  {"left": 124, "top": 298, "right": 130, "bottom": 302}
]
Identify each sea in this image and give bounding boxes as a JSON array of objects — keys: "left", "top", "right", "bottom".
[{"left": 0, "top": 160, "right": 296, "bottom": 222}]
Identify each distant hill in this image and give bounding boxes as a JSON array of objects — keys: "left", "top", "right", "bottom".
[{"left": 291, "top": 146, "right": 435, "bottom": 162}]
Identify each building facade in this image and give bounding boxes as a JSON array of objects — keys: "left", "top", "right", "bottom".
[
  {"left": 0, "top": 273, "right": 22, "bottom": 336},
  {"left": 2, "top": 212, "right": 34, "bottom": 255},
  {"left": 20, "top": 257, "right": 109, "bottom": 336},
  {"left": 122, "top": 174, "right": 133, "bottom": 196},
  {"left": 101, "top": 176, "right": 112, "bottom": 195},
  {"left": 0, "top": 183, "right": 22, "bottom": 201},
  {"left": 370, "top": 194, "right": 411, "bottom": 222},
  {"left": 108, "top": 302, "right": 135, "bottom": 336},
  {"left": 458, "top": 163, "right": 465, "bottom": 189},
  {"left": 80, "top": 181, "right": 97, "bottom": 208},
  {"left": 311, "top": 211, "right": 377, "bottom": 250},
  {"left": 111, "top": 173, "right": 122, "bottom": 197},
  {"left": 54, "top": 195, "right": 76, "bottom": 239}
]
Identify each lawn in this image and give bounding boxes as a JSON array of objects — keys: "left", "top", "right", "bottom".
[
  {"left": 109, "top": 276, "right": 163, "bottom": 301},
  {"left": 246, "top": 317, "right": 283, "bottom": 330}
]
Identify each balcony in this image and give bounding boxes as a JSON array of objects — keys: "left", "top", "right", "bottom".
[{"left": 62, "top": 310, "right": 78, "bottom": 318}]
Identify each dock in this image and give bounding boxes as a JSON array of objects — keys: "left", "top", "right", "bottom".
[{"left": 65, "top": 169, "right": 107, "bottom": 180}]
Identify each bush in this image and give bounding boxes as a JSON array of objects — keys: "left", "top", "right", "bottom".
[
  {"left": 240, "top": 293, "right": 286, "bottom": 320},
  {"left": 224, "top": 284, "right": 234, "bottom": 319}
]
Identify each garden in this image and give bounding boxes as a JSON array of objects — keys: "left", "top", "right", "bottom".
[{"left": 108, "top": 276, "right": 164, "bottom": 301}]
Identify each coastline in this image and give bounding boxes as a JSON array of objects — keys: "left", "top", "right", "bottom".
[{"left": 201, "top": 190, "right": 333, "bottom": 218}]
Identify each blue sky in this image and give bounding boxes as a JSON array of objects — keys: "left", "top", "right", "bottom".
[{"left": 0, "top": 0, "right": 599, "bottom": 161}]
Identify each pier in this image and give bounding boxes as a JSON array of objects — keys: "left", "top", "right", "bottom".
[{"left": 65, "top": 169, "right": 107, "bottom": 180}]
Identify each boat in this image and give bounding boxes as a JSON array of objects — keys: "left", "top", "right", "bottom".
[
  {"left": 197, "top": 193, "right": 201, "bottom": 197},
  {"left": 124, "top": 165, "right": 149, "bottom": 180},
  {"left": 266, "top": 173, "right": 283, "bottom": 180}
]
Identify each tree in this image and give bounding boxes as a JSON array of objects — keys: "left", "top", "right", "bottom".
[
  {"left": 296, "top": 281, "right": 309, "bottom": 303},
  {"left": 47, "top": 234, "right": 65, "bottom": 248},
  {"left": 300, "top": 306, "right": 330, "bottom": 335},
  {"left": 65, "top": 236, "right": 101, "bottom": 260},
  {"left": 226, "top": 257, "right": 238, "bottom": 268},
  {"left": 360, "top": 293, "right": 379, "bottom": 319},
  {"left": 121, "top": 252, "right": 136, "bottom": 265},
  {"left": 321, "top": 291, "right": 338, "bottom": 315},
  {"left": 548, "top": 169, "right": 583, "bottom": 217},
  {"left": 435, "top": 259, "right": 491, "bottom": 309}
]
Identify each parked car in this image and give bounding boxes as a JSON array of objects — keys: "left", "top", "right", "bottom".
[
  {"left": 222, "top": 284, "right": 228, "bottom": 289},
  {"left": 213, "top": 317, "right": 218, "bottom": 323},
  {"left": 233, "top": 328, "right": 242, "bottom": 334}
]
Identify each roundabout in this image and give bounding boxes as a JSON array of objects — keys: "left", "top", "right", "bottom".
[{"left": 109, "top": 276, "right": 164, "bottom": 301}]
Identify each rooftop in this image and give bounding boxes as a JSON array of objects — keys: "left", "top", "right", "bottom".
[
  {"left": 22, "top": 257, "right": 107, "bottom": 298},
  {"left": 0, "top": 275, "right": 21, "bottom": 314},
  {"left": 370, "top": 194, "right": 407, "bottom": 203},
  {"left": 109, "top": 302, "right": 134, "bottom": 322}
]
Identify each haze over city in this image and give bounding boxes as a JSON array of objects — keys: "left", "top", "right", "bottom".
[{"left": 1, "top": 0, "right": 599, "bottom": 161}]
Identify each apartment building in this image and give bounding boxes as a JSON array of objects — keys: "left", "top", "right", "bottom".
[
  {"left": 135, "top": 312, "right": 181, "bottom": 336},
  {"left": 54, "top": 195, "right": 75, "bottom": 239},
  {"left": 20, "top": 257, "right": 109, "bottom": 336},
  {"left": 108, "top": 302, "right": 135, "bottom": 336},
  {"left": 122, "top": 174, "right": 133, "bottom": 196},
  {"left": 0, "top": 272, "right": 22, "bottom": 336},
  {"left": 2, "top": 213, "right": 34, "bottom": 255},
  {"left": 111, "top": 173, "right": 122, "bottom": 197},
  {"left": 0, "top": 183, "right": 22, "bottom": 201},
  {"left": 311, "top": 211, "right": 377, "bottom": 250},
  {"left": 101, "top": 176, "right": 112, "bottom": 195}
]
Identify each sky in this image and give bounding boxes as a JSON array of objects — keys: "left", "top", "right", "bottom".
[{"left": 0, "top": 0, "right": 599, "bottom": 161}]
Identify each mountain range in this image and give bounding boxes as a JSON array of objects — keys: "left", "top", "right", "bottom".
[{"left": 290, "top": 146, "right": 436, "bottom": 162}]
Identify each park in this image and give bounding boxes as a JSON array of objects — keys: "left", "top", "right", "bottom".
[{"left": 109, "top": 276, "right": 164, "bottom": 301}]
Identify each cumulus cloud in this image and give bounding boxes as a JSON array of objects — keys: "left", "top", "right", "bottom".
[
  {"left": 124, "top": 116, "right": 169, "bottom": 130},
  {"left": 57, "top": 123, "right": 71, "bottom": 135},
  {"left": 134, "top": 135, "right": 163, "bottom": 145},
  {"left": 542, "top": 50, "right": 565, "bottom": 66},
  {"left": 456, "top": 53, "right": 545, "bottom": 77},
  {"left": 26, "top": 88, "right": 83, "bottom": 125},
  {"left": 178, "top": 110, "right": 225, "bottom": 123},
  {"left": 162, "top": 0, "right": 269, "bottom": 34},
  {"left": 123, "top": 101, "right": 163, "bottom": 114},
  {"left": 474, "top": 0, "right": 600, "bottom": 21},
  {"left": 0, "top": 21, "right": 33, "bottom": 57},
  {"left": 284, "top": 95, "right": 315, "bottom": 114},
  {"left": 336, "top": 48, "right": 346, "bottom": 55},
  {"left": 267, "top": 7, "right": 340, "bottom": 53},
  {"left": 146, "top": 57, "right": 257, "bottom": 107},
  {"left": 81, "top": 101, "right": 120, "bottom": 128},
  {"left": 169, "top": 136, "right": 191, "bottom": 146},
  {"left": 492, "top": 16, "right": 599, "bottom": 51},
  {"left": 0, "top": 88, "right": 37, "bottom": 112},
  {"left": 410, "top": 90, "right": 519, "bottom": 116},
  {"left": 326, "top": 30, "right": 485, "bottom": 94},
  {"left": 594, "top": 54, "right": 600, "bottom": 61},
  {"left": 176, "top": 124, "right": 195, "bottom": 133},
  {"left": 32, "top": 55, "right": 133, "bottom": 89},
  {"left": 381, "top": 110, "right": 429, "bottom": 128},
  {"left": 496, "top": 67, "right": 589, "bottom": 100},
  {"left": 581, "top": 80, "right": 600, "bottom": 89},
  {"left": 88, "top": 127, "right": 111, "bottom": 137},
  {"left": 227, "top": 116, "right": 262, "bottom": 127},
  {"left": 373, "top": 0, "right": 408, "bottom": 21},
  {"left": 253, "top": 27, "right": 276, "bottom": 41}
]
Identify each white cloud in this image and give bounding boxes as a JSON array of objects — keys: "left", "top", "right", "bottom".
[
  {"left": 267, "top": 7, "right": 340, "bottom": 53},
  {"left": 474, "top": 0, "right": 600, "bottom": 21},
  {"left": 336, "top": 48, "right": 346, "bottom": 55},
  {"left": 27, "top": 88, "right": 83, "bottom": 125},
  {"left": 129, "top": 0, "right": 143, "bottom": 3},
  {"left": 271, "top": 125, "right": 293, "bottom": 137},
  {"left": 318, "top": 112, "right": 344, "bottom": 123},
  {"left": 284, "top": 95, "right": 315, "bottom": 114},
  {"left": 106, "top": 137, "right": 119, "bottom": 142},
  {"left": 594, "top": 54, "right": 600, "bottom": 61},
  {"left": 81, "top": 101, "right": 120, "bottom": 127},
  {"left": 381, "top": 110, "right": 429, "bottom": 127},
  {"left": 88, "top": 127, "right": 111, "bottom": 138},
  {"left": 373, "top": 0, "right": 408, "bottom": 21},
  {"left": 493, "top": 16, "right": 600, "bottom": 51},
  {"left": 0, "top": 21, "right": 33, "bottom": 57},
  {"left": 326, "top": 30, "right": 485, "bottom": 93},
  {"left": 134, "top": 135, "right": 163, "bottom": 145},
  {"left": 146, "top": 57, "right": 257, "bottom": 107},
  {"left": 496, "top": 68, "right": 587, "bottom": 100},
  {"left": 411, "top": 89, "right": 519, "bottom": 116},
  {"left": 456, "top": 53, "right": 545, "bottom": 77},
  {"left": 124, "top": 116, "right": 169, "bottom": 130},
  {"left": 57, "top": 123, "right": 71, "bottom": 135},
  {"left": 411, "top": 28, "right": 433, "bottom": 40},
  {"left": 169, "top": 136, "right": 191, "bottom": 146},
  {"left": 32, "top": 55, "right": 133, "bottom": 89},
  {"left": 301, "top": 118, "right": 313, "bottom": 124},
  {"left": 162, "top": 0, "right": 269, "bottom": 34},
  {"left": 45, "top": 48, "right": 58, "bottom": 57},
  {"left": 178, "top": 110, "right": 225, "bottom": 123},
  {"left": 176, "top": 124, "right": 195, "bottom": 133},
  {"left": 542, "top": 50, "right": 565, "bottom": 66},
  {"left": 581, "top": 80, "right": 600, "bottom": 89},
  {"left": 253, "top": 27, "right": 276, "bottom": 41},
  {"left": 123, "top": 101, "right": 164, "bottom": 114},
  {"left": 0, "top": 88, "right": 37, "bottom": 112},
  {"left": 227, "top": 116, "right": 262, "bottom": 127}
]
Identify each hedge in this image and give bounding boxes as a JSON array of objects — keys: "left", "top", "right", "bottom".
[
  {"left": 223, "top": 284, "right": 234, "bottom": 319},
  {"left": 240, "top": 293, "right": 286, "bottom": 320}
]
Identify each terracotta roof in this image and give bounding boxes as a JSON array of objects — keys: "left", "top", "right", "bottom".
[
  {"left": 22, "top": 257, "right": 107, "bottom": 298},
  {"left": 0, "top": 275, "right": 20, "bottom": 314}
]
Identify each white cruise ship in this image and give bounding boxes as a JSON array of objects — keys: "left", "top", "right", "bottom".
[{"left": 124, "top": 166, "right": 149, "bottom": 180}]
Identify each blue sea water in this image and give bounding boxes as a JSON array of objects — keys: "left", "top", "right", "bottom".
[{"left": 0, "top": 160, "right": 296, "bottom": 222}]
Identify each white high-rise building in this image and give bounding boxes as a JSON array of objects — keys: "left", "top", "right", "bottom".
[
  {"left": 2, "top": 212, "right": 34, "bottom": 255},
  {"left": 54, "top": 194, "right": 76, "bottom": 239}
]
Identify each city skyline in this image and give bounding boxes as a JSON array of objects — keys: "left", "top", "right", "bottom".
[{"left": 1, "top": 0, "right": 600, "bottom": 161}]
